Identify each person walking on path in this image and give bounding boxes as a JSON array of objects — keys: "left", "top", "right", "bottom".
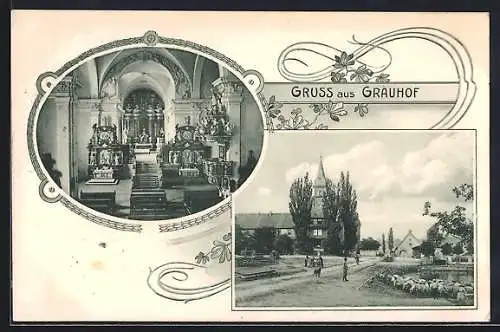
[
  {"left": 319, "top": 255, "right": 324, "bottom": 269},
  {"left": 342, "top": 257, "right": 349, "bottom": 281},
  {"left": 355, "top": 253, "right": 360, "bottom": 265},
  {"left": 305, "top": 255, "right": 309, "bottom": 267}
]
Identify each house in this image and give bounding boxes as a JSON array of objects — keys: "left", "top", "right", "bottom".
[
  {"left": 393, "top": 230, "right": 422, "bottom": 257},
  {"left": 235, "top": 212, "right": 296, "bottom": 239}
]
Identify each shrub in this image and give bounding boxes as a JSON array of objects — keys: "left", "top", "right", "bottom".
[{"left": 382, "top": 255, "right": 394, "bottom": 262}]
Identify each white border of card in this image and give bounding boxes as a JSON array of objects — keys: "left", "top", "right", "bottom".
[{"left": 11, "top": 11, "right": 490, "bottom": 322}]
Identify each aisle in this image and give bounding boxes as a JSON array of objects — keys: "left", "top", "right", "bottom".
[{"left": 130, "top": 152, "right": 188, "bottom": 220}]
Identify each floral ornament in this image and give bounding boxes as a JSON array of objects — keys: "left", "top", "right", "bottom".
[
  {"left": 276, "top": 100, "right": 347, "bottom": 130},
  {"left": 349, "top": 64, "right": 374, "bottom": 83},
  {"left": 194, "top": 232, "right": 232, "bottom": 265},
  {"left": 354, "top": 103, "right": 369, "bottom": 117},
  {"left": 330, "top": 71, "right": 347, "bottom": 83},
  {"left": 195, "top": 252, "right": 210, "bottom": 264},
  {"left": 334, "top": 52, "right": 355, "bottom": 69},
  {"left": 375, "top": 73, "right": 390, "bottom": 83},
  {"left": 143, "top": 30, "right": 158, "bottom": 46}
]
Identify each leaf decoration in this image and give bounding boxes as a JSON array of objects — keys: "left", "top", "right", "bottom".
[
  {"left": 375, "top": 73, "right": 390, "bottom": 83},
  {"left": 354, "top": 103, "right": 369, "bottom": 117},
  {"left": 334, "top": 51, "right": 355, "bottom": 68},
  {"left": 194, "top": 233, "right": 232, "bottom": 265},
  {"left": 195, "top": 251, "right": 210, "bottom": 264}
]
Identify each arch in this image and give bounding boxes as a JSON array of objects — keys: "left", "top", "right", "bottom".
[
  {"left": 116, "top": 60, "right": 176, "bottom": 103},
  {"left": 120, "top": 72, "right": 174, "bottom": 106},
  {"left": 74, "top": 59, "right": 99, "bottom": 98},
  {"left": 192, "top": 55, "right": 206, "bottom": 99},
  {"left": 100, "top": 49, "right": 192, "bottom": 98}
]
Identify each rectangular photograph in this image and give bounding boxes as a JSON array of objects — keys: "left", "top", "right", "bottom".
[{"left": 232, "top": 130, "right": 476, "bottom": 310}]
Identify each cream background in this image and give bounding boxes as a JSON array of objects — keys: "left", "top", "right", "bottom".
[{"left": 11, "top": 11, "right": 490, "bottom": 322}]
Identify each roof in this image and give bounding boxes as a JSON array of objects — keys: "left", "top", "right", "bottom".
[
  {"left": 235, "top": 213, "right": 294, "bottom": 229},
  {"left": 314, "top": 155, "right": 327, "bottom": 188},
  {"left": 394, "top": 230, "right": 422, "bottom": 251}
]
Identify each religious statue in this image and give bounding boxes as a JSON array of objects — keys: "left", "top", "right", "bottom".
[
  {"left": 173, "top": 151, "right": 180, "bottom": 164},
  {"left": 139, "top": 128, "right": 149, "bottom": 143},
  {"left": 101, "top": 77, "right": 118, "bottom": 100},
  {"left": 91, "top": 124, "right": 98, "bottom": 144},
  {"left": 114, "top": 154, "right": 121, "bottom": 166},
  {"left": 224, "top": 121, "right": 234, "bottom": 136},
  {"left": 158, "top": 128, "right": 165, "bottom": 138},
  {"left": 182, "top": 89, "right": 192, "bottom": 100},
  {"left": 89, "top": 152, "right": 96, "bottom": 165},
  {"left": 100, "top": 150, "right": 111, "bottom": 165},
  {"left": 122, "top": 128, "right": 128, "bottom": 145}
]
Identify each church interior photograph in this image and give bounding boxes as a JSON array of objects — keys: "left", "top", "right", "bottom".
[{"left": 36, "top": 47, "right": 264, "bottom": 220}]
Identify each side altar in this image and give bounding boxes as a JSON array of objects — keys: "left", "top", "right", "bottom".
[{"left": 86, "top": 124, "right": 130, "bottom": 185}]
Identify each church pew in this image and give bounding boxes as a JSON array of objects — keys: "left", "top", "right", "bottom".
[
  {"left": 130, "top": 190, "right": 167, "bottom": 210},
  {"left": 184, "top": 188, "right": 223, "bottom": 214},
  {"left": 80, "top": 198, "right": 115, "bottom": 214},
  {"left": 79, "top": 191, "right": 116, "bottom": 213},
  {"left": 80, "top": 191, "right": 116, "bottom": 202}
]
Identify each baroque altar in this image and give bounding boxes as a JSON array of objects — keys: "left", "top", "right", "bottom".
[{"left": 87, "top": 124, "right": 128, "bottom": 184}]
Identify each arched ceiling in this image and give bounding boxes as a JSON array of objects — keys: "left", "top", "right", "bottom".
[
  {"left": 74, "top": 47, "right": 223, "bottom": 100},
  {"left": 99, "top": 48, "right": 193, "bottom": 97}
]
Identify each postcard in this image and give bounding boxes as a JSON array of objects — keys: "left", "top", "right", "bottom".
[{"left": 11, "top": 11, "right": 490, "bottom": 322}]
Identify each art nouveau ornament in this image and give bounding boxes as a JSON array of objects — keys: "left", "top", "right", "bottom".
[{"left": 12, "top": 12, "right": 489, "bottom": 322}]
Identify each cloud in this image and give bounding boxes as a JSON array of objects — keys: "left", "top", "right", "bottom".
[
  {"left": 285, "top": 162, "right": 318, "bottom": 184},
  {"left": 257, "top": 187, "right": 272, "bottom": 196},
  {"left": 399, "top": 132, "right": 474, "bottom": 196},
  {"left": 284, "top": 132, "right": 474, "bottom": 202}
]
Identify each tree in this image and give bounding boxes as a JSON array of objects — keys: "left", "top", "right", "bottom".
[
  {"left": 420, "top": 240, "right": 435, "bottom": 257},
  {"left": 423, "top": 183, "right": 474, "bottom": 254},
  {"left": 388, "top": 227, "right": 394, "bottom": 254},
  {"left": 359, "top": 237, "right": 381, "bottom": 251},
  {"left": 323, "top": 171, "right": 360, "bottom": 256},
  {"left": 289, "top": 173, "right": 314, "bottom": 254},
  {"left": 323, "top": 178, "right": 343, "bottom": 255},
  {"left": 235, "top": 224, "right": 246, "bottom": 255},
  {"left": 453, "top": 242, "right": 464, "bottom": 255},
  {"left": 441, "top": 242, "right": 453, "bottom": 256},
  {"left": 339, "top": 172, "right": 360, "bottom": 254},
  {"left": 274, "top": 234, "right": 294, "bottom": 255},
  {"left": 382, "top": 233, "right": 386, "bottom": 254},
  {"left": 252, "top": 227, "right": 276, "bottom": 254}
]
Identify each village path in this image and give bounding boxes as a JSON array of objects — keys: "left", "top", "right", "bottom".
[
  {"left": 235, "top": 257, "right": 378, "bottom": 303},
  {"left": 235, "top": 258, "right": 454, "bottom": 308}
]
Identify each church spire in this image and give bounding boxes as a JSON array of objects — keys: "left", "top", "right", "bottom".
[{"left": 314, "top": 154, "right": 327, "bottom": 192}]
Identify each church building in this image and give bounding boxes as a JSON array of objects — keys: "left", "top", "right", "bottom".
[
  {"left": 36, "top": 47, "right": 264, "bottom": 220},
  {"left": 236, "top": 155, "right": 361, "bottom": 254}
]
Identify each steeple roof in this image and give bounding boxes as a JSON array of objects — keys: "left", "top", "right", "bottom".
[{"left": 314, "top": 155, "right": 327, "bottom": 188}]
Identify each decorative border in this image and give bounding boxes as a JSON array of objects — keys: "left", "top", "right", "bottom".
[
  {"left": 27, "top": 31, "right": 266, "bottom": 234},
  {"left": 147, "top": 228, "right": 232, "bottom": 303},
  {"left": 262, "top": 27, "right": 476, "bottom": 131}
]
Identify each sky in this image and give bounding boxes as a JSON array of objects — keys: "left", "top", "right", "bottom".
[{"left": 233, "top": 130, "right": 475, "bottom": 241}]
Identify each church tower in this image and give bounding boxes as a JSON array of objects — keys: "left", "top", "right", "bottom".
[
  {"left": 311, "top": 156, "right": 327, "bottom": 219},
  {"left": 310, "top": 155, "right": 329, "bottom": 251},
  {"left": 313, "top": 155, "right": 327, "bottom": 197}
]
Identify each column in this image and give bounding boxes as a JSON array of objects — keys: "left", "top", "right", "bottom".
[
  {"left": 212, "top": 78, "right": 244, "bottom": 179},
  {"left": 50, "top": 76, "right": 75, "bottom": 195},
  {"left": 76, "top": 98, "right": 101, "bottom": 180},
  {"left": 52, "top": 96, "right": 71, "bottom": 194},
  {"left": 147, "top": 113, "right": 154, "bottom": 139}
]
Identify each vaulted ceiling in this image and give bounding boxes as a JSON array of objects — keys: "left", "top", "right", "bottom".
[{"left": 73, "top": 47, "right": 223, "bottom": 102}]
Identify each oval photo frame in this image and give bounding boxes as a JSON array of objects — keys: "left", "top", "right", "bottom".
[{"left": 27, "top": 31, "right": 268, "bottom": 233}]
